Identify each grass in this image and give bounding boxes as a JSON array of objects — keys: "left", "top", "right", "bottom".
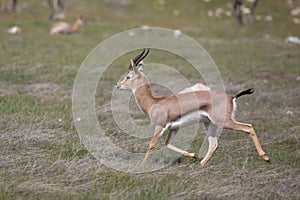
[{"left": 1, "top": 0, "right": 300, "bottom": 199}]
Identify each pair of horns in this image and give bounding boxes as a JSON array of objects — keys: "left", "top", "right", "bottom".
[{"left": 128, "top": 49, "right": 149, "bottom": 70}]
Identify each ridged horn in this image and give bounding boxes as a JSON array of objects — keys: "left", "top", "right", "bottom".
[{"left": 128, "top": 49, "right": 149, "bottom": 70}]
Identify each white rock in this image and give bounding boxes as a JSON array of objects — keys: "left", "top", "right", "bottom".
[
  {"left": 141, "top": 25, "right": 150, "bottom": 31},
  {"left": 264, "top": 15, "right": 273, "bottom": 21},
  {"left": 285, "top": 36, "right": 300, "bottom": 45},
  {"left": 242, "top": 7, "right": 251, "bottom": 14},
  {"left": 293, "top": 18, "right": 300, "bottom": 24},
  {"left": 225, "top": 11, "right": 232, "bottom": 17},
  {"left": 286, "top": 110, "right": 293, "bottom": 115},
  {"left": 173, "top": 29, "right": 181, "bottom": 38},
  {"left": 207, "top": 10, "right": 214, "bottom": 17},
  {"left": 291, "top": 7, "right": 300, "bottom": 16}
]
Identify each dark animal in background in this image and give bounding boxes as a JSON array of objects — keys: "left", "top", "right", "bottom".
[{"left": 234, "top": 0, "right": 259, "bottom": 26}]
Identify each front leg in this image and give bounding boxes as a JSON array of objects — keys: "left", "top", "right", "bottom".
[{"left": 142, "top": 124, "right": 170, "bottom": 164}]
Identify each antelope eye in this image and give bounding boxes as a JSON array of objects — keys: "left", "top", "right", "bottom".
[{"left": 126, "top": 76, "right": 131, "bottom": 80}]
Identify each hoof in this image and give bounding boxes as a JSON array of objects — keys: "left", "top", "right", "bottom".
[
  {"left": 193, "top": 153, "right": 199, "bottom": 159},
  {"left": 262, "top": 155, "right": 270, "bottom": 163}
]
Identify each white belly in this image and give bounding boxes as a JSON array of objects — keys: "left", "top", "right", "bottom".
[
  {"left": 170, "top": 111, "right": 210, "bottom": 129},
  {"left": 50, "top": 22, "right": 70, "bottom": 35}
]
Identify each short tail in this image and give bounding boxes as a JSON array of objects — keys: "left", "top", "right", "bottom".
[{"left": 234, "top": 88, "right": 254, "bottom": 99}]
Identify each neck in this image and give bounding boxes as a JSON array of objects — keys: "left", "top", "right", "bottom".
[
  {"left": 133, "top": 83, "right": 157, "bottom": 114},
  {"left": 70, "top": 21, "right": 80, "bottom": 32}
]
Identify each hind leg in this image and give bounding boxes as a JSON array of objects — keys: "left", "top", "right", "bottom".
[
  {"left": 165, "top": 129, "right": 198, "bottom": 159},
  {"left": 224, "top": 120, "right": 270, "bottom": 162}
]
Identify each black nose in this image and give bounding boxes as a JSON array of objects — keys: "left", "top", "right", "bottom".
[{"left": 115, "top": 84, "right": 120, "bottom": 89}]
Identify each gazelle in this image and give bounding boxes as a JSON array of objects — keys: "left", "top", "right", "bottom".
[
  {"left": 50, "top": 16, "right": 84, "bottom": 35},
  {"left": 115, "top": 49, "right": 270, "bottom": 166}
]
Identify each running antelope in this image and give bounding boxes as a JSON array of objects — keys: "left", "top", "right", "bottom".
[
  {"left": 115, "top": 49, "right": 270, "bottom": 166},
  {"left": 50, "top": 16, "right": 84, "bottom": 35}
]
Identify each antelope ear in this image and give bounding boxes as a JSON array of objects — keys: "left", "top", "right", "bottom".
[
  {"left": 138, "top": 61, "right": 143, "bottom": 72},
  {"left": 133, "top": 66, "right": 140, "bottom": 77}
]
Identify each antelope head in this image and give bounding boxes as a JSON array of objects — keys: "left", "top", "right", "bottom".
[
  {"left": 115, "top": 49, "right": 149, "bottom": 91},
  {"left": 76, "top": 16, "right": 85, "bottom": 26}
]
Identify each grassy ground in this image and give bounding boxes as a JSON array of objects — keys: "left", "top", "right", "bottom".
[{"left": 1, "top": 0, "right": 300, "bottom": 199}]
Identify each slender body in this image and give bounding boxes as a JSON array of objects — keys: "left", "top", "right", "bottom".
[
  {"left": 116, "top": 49, "right": 270, "bottom": 165},
  {"left": 50, "top": 16, "right": 84, "bottom": 35}
]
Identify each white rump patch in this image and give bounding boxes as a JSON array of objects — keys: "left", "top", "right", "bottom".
[{"left": 232, "top": 98, "right": 237, "bottom": 120}]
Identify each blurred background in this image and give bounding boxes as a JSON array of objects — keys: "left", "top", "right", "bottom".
[{"left": 0, "top": 0, "right": 299, "bottom": 199}]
